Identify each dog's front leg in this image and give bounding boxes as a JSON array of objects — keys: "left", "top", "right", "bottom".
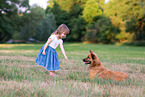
[{"left": 89, "top": 70, "right": 96, "bottom": 79}]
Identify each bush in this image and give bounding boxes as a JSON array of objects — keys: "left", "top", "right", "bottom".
[
  {"left": 122, "top": 41, "right": 145, "bottom": 46},
  {"left": 85, "top": 16, "right": 120, "bottom": 43},
  {"left": 116, "top": 32, "right": 135, "bottom": 42}
]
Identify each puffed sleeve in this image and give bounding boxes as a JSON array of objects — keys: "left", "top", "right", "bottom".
[{"left": 49, "top": 35, "right": 55, "bottom": 40}]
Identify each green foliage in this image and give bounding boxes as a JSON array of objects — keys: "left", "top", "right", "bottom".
[
  {"left": 104, "top": 0, "right": 145, "bottom": 42},
  {"left": 0, "top": 0, "right": 29, "bottom": 41},
  {"left": 85, "top": 16, "right": 120, "bottom": 43},
  {"left": 1, "top": 0, "right": 145, "bottom": 43},
  {"left": 46, "top": 2, "right": 69, "bottom": 26},
  {"left": 104, "top": 0, "right": 143, "bottom": 20},
  {"left": 122, "top": 41, "right": 145, "bottom": 46},
  {"left": 19, "top": 5, "right": 45, "bottom": 40},
  {"left": 34, "top": 13, "right": 56, "bottom": 41},
  {"left": 0, "top": 0, "right": 29, "bottom": 15},
  {"left": 0, "top": 1, "right": 56, "bottom": 42},
  {"left": 0, "top": 15, "right": 13, "bottom": 41},
  {"left": 125, "top": 0, "right": 145, "bottom": 41},
  {"left": 47, "top": 0, "right": 87, "bottom": 41},
  {"left": 19, "top": 5, "right": 56, "bottom": 41},
  {"left": 126, "top": 17, "right": 145, "bottom": 41},
  {"left": 82, "top": 0, "right": 102, "bottom": 23},
  {"left": 67, "top": 17, "right": 86, "bottom": 41},
  {"left": 116, "top": 32, "right": 134, "bottom": 42}
]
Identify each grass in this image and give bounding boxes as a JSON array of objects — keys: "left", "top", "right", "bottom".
[{"left": 0, "top": 43, "right": 145, "bottom": 97}]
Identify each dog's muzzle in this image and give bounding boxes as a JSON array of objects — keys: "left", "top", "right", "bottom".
[{"left": 83, "top": 59, "right": 91, "bottom": 64}]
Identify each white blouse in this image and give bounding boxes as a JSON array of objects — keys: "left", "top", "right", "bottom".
[{"left": 48, "top": 34, "right": 63, "bottom": 49}]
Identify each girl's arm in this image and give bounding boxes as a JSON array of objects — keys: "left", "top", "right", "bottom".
[
  {"left": 60, "top": 44, "right": 69, "bottom": 61},
  {"left": 42, "top": 38, "right": 52, "bottom": 55}
]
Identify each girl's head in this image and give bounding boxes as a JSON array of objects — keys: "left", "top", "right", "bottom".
[{"left": 53, "top": 24, "right": 70, "bottom": 39}]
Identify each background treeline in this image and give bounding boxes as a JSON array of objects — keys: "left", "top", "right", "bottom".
[{"left": 0, "top": 0, "right": 145, "bottom": 44}]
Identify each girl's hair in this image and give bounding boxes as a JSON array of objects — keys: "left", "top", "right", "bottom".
[{"left": 52, "top": 24, "right": 70, "bottom": 35}]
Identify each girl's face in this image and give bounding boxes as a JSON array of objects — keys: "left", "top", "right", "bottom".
[{"left": 60, "top": 32, "right": 67, "bottom": 39}]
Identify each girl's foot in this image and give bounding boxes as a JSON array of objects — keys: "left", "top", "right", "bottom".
[{"left": 50, "top": 73, "right": 56, "bottom": 76}]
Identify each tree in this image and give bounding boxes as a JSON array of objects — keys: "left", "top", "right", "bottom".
[
  {"left": 104, "top": 0, "right": 145, "bottom": 41},
  {"left": 82, "top": 0, "right": 103, "bottom": 23},
  {"left": 46, "top": 2, "right": 69, "bottom": 26},
  {"left": 18, "top": 5, "right": 45, "bottom": 40},
  {"left": 20, "top": 5, "right": 56, "bottom": 41},
  {"left": 46, "top": 0, "right": 87, "bottom": 41},
  {"left": 85, "top": 16, "right": 120, "bottom": 43},
  {"left": 35, "top": 13, "right": 56, "bottom": 41},
  {"left": 67, "top": 17, "right": 86, "bottom": 41},
  {"left": 0, "top": 15, "right": 13, "bottom": 41},
  {"left": 125, "top": 0, "right": 145, "bottom": 40},
  {"left": 0, "top": 0, "right": 29, "bottom": 41}
]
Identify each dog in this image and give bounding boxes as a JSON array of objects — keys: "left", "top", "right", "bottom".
[{"left": 83, "top": 50, "right": 128, "bottom": 81}]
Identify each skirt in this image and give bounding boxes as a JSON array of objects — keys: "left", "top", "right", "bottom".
[{"left": 35, "top": 45, "right": 60, "bottom": 71}]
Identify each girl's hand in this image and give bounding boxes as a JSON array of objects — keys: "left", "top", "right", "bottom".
[
  {"left": 42, "top": 51, "right": 46, "bottom": 55},
  {"left": 65, "top": 56, "right": 69, "bottom": 61}
]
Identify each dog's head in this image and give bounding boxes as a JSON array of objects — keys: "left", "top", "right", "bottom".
[{"left": 83, "top": 50, "right": 101, "bottom": 66}]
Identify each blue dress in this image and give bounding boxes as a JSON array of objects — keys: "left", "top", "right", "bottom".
[{"left": 35, "top": 45, "right": 60, "bottom": 71}]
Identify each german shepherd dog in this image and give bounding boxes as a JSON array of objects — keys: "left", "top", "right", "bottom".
[{"left": 83, "top": 50, "right": 128, "bottom": 81}]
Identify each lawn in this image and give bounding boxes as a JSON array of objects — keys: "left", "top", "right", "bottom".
[{"left": 0, "top": 43, "right": 145, "bottom": 97}]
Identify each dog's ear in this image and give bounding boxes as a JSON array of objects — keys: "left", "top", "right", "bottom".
[
  {"left": 89, "top": 50, "right": 93, "bottom": 54},
  {"left": 89, "top": 50, "right": 96, "bottom": 60},
  {"left": 91, "top": 53, "right": 96, "bottom": 60},
  {"left": 89, "top": 51, "right": 101, "bottom": 66},
  {"left": 92, "top": 54, "right": 101, "bottom": 66}
]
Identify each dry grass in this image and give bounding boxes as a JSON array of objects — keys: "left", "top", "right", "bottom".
[{"left": 0, "top": 43, "right": 145, "bottom": 97}]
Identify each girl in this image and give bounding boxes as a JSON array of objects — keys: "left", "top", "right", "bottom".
[{"left": 35, "top": 24, "right": 69, "bottom": 76}]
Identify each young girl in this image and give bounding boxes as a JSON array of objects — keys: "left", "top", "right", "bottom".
[{"left": 35, "top": 24, "right": 69, "bottom": 76}]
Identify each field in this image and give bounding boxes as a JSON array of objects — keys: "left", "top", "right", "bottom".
[{"left": 0, "top": 43, "right": 145, "bottom": 97}]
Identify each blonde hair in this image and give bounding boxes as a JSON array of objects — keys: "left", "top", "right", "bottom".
[{"left": 52, "top": 24, "right": 70, "bottom": 35}]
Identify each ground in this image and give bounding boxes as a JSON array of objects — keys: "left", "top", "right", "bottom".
[{"left": 0, "top": 43, "right": 145, "bottom": 97}]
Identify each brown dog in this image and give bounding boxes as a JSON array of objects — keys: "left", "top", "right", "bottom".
[{"left": 83, "top": 50, "right": 128, "bottom": 81}]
